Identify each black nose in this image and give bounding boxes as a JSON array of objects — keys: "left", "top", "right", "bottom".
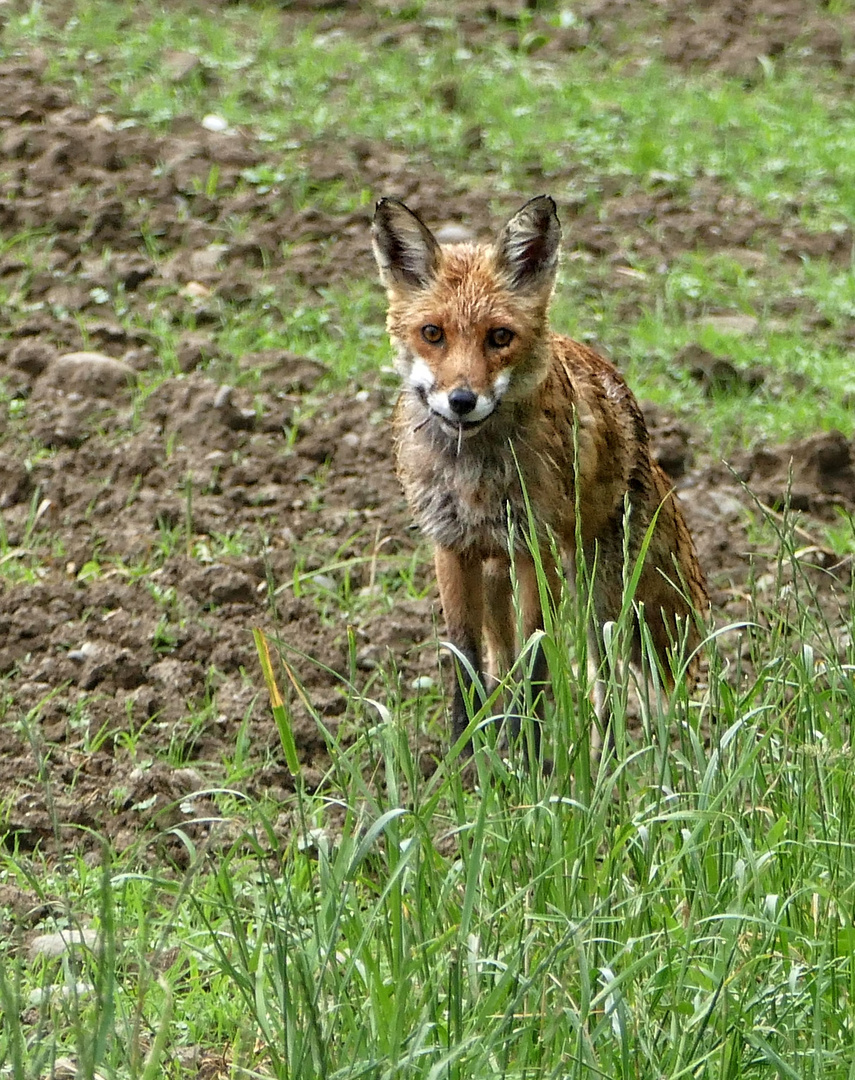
[{"left": 447, "top": 388, "right": 478, "bottom": 416}]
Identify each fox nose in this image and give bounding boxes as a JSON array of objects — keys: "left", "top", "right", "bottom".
[{"left": 447, "top": 388, "right": 478, "bottom": 417}]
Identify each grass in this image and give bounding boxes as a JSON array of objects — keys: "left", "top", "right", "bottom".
[
  {"left": 4, "top": 521, "right": 855, "bottom": 1078},
  {"left": 4, "top": 4, "right": 855, "bottom": 446},
  {"left": 8, "top": 5, "right": 855, "bottom": 223},
  {"left": 5, "top": 0, "right": 855, "bottom": 1077},
  {"left": 6, "top": 7, "right": 855, "bottom": 234}
]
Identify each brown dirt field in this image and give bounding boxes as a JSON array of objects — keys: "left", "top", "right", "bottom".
[{"left": 2, "top": 3, "right": 854, "bottom": 858}]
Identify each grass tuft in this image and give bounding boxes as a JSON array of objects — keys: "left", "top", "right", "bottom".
[{"left": 4, "top": 511, "right": 855, "bottom": 1076}]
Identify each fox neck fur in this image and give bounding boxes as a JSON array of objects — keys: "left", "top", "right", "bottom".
[{"left": 392, "top": 326, "right": 653, "bottom": 559}]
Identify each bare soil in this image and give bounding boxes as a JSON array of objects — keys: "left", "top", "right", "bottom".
[{"left": 1, "top": 4, "right": 854, "bottom": 859}]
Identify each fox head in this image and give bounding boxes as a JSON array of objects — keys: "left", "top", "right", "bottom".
[{"left": 372, "top": 196, "right": 561, "bottom": 437}]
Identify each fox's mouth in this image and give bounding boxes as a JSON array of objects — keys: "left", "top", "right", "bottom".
[
  {"left": 410, "top": 386, "right": 496, "bottom": 437},
  {"left": 431, "top": 410, "right": 493, "bottom": 438},
  {"left": 410, "top": 387, "right": 492, "bottom": 434}
]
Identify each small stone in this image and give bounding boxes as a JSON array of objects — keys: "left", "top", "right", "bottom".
[
  {"left": 201, "top": 113, "right": 229, "bottom": 133},
  {"left": 68, "top": 641, "right": 98, "bottom": 662},
  {"left": 696, "top": 314, "right": 759, "bottom": 336},
  {"left": 310, "top": 573, "right": 336, "bottom": 592},
  {"left": 28, "top": 982, "right": 94, "bottom": 1007},
  {"left": 36, "top": 352, "right": 134, "bottom": 400},
  {"left": 181, "top": 280, "right": 212, "bottom": 299},
  {"left": 29, "top": 928, "right": 99, "bottom": 960}
]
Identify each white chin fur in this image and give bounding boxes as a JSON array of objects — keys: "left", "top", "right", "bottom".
[
  {"left": 407, "top": 356, "right": 436, "bottom": 394},
  {"left": 493, "top": 369, "right": 511, "bottom": 396}
]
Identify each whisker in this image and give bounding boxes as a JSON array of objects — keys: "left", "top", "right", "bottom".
[{"left": 411, "top": 416, "right": 431, "bottom": 434}]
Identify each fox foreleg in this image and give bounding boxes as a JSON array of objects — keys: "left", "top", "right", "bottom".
[
  {"left": 507, "top": 552, "right": 558, "bottom": 756},
  {"left": 482, "top": 556, "right": 515, "bottom": 684},
  {"left": 434, "top": 546, "right": 485, "bottom": 750}
]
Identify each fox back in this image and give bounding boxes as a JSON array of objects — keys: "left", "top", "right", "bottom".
[{"left": 373, "top": 195, "right": 709, "bottom": 756}]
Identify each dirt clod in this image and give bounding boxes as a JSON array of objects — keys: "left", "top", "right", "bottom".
[
  {"left": 1, "top": 12, "right": 854, "bottom": 859},
  {"left": 35, "top": 351, "right": 135, "bottom": 400}
]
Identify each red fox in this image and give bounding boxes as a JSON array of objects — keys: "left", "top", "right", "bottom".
[{"left": 372, "top": 195, "right": 708, "bottom": 756}]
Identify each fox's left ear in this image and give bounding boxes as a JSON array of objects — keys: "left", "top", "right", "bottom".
[{"left": 495, "top": 195, "right": 561, "bottom": 294}]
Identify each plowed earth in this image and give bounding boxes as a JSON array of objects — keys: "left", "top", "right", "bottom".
[{"left": 2, "top": 3, "right": 854, "bottom": 859}]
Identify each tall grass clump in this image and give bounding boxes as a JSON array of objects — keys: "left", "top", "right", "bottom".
[
  {"left": 2, "top": 510, "right": 855, "bottom": 1077},
  {"left": 188, "top": 510, "right": 855, "bottom": 1079},
  {"left": 176, "top": 596, "right": 843, "bottom": 1076}
]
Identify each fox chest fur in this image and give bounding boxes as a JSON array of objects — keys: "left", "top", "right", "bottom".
[
  {"left": 373, "top": 194, "right": 709, "bottom": 754},
  {"left": 394, "top": 394, "right": 545, "bottom": 554},
  {"left": 393, "top": 334, "right": 649, "bottom": 559}
]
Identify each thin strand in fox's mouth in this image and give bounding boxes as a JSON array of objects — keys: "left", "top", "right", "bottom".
[
  {"left": 456, "top": 422, "right": 464, "bottom": 457},
  {"left": 435, "top": 411, "right": 488, "bottom": 431},
  {"left": 411, "top": 415, "right": 431, "bottom": 434}
]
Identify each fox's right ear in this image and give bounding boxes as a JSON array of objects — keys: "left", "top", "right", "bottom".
[
  {"left": 372, "top": 199, "right": 441, "bottom": 290},
  {"left": 496, "top": 195, "right": 561, "bottom": 294}
]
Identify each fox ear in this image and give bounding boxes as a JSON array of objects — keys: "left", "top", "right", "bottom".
[
  {"left": 495, "top": 195, "right": 560, "bottom": 293},
  {"left": 372, "top": 199, "right": 441, "bottom": 290}
]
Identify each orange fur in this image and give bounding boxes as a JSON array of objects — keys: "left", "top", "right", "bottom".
[{"left": 373, "top": 196, "right": 709, "bottom": 755}]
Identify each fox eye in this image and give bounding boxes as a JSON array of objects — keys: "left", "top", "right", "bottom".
[
  {"left": 488, "top": 327, "right": 514, "bottom": 348},
  {"left": 421, "top": 324, "right": 444, "bottom": 344}
]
